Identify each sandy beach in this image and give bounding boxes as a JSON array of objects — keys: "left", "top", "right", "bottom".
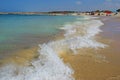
[
  {"left": 61, "top": 16, "right": 120, "bottom": 80},
  {"left": 0, "top": 16, "right": 120, "bottom": 80},
  {"left": 1, "top": 0, "right": 120, "bottom": 80}
]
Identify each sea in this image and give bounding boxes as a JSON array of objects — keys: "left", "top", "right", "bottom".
[
  {"left": 0, "top": 14, "right": 107, "bottom": 80},
  {"left": 0, "top": 15, "right": 77, "bottom": 58}
]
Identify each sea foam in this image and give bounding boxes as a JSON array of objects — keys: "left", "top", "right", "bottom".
[
  {"left": 0, "top": 44, "right": 74, "bottom": 80},
  {"left": 0, "top": 16, "right": 107, "bottom": 80}
]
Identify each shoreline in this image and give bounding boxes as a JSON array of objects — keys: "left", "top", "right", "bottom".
[
  {"left": 0, "top": 29, "right": 65, "bottom": 66},
  {"left": 0, "top": 15, "right": 120, "bottom": 80},
  {"left": 62, "top": 16, "right": 120, "bottom": 80}
]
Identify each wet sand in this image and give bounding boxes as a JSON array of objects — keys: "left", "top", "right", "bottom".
[
  {"left": 0, "top": 16, "right": 120, "bottom": 80},
  {"left": 61, "top": 16, "right": 120, "bottom": 80}
]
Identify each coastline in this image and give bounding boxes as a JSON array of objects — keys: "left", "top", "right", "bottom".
[
  {"left": 0, "top": 15, "right": 120, "bottom": 80},
  {"left": 61, "top": 16, "right": 120, "bottom": 80},
  {"left": 0, "top": 30, "right": 65, "bottom": 66}
]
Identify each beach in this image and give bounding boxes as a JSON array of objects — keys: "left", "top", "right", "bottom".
[
  {"left": 0, "top": 15, "right": 120, "bottom": 80},
  {"left": 62, "top": 16, "right": 120, "bottom": 80}
]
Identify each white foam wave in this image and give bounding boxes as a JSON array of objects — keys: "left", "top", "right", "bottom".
[
  {"left": 0, "top": 44, "right": 74, "bottom": 80},
  {"left": 55, "top": 18, "right": 106, "bottom": 54},
  {"left": 0, "top": 16, "right": 107, "bottom": 80}
]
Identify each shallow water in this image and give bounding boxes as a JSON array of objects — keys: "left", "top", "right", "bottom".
[
  {"left": 0, "top": 15, "right": 118, "bottom": 80},
  {"left": 62, "top": 16, "right": 120, "bottom": 80},
  {"left": 0, "top": 15, "right": 108, "bottom": 80},
  {"left": 0, "top": 15, "right": 77, "bottom": 58}
]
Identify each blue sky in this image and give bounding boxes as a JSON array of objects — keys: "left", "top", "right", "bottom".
[{"left": 0, "top": 0, "right": 120, "bottom": 12}]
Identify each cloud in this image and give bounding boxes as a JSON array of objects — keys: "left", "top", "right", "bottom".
[{"left": 76, "top": 1, "right": 82, "bottom": 5}]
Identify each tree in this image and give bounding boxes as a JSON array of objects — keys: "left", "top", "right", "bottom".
[{"left": 117, "top": 9, "right": 120, "bottom": 12}]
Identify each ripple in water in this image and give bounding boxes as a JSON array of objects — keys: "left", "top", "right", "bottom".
[{"left": 0, "top": 16, "right": 107, "bottom": 80}]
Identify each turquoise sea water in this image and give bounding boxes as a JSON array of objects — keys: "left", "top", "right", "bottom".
[
  {"left": 0, "top": 14, "right": 78, "bottom": 58},
  {"left": 0, "top": 15, "right": 110, "bottom": 80}
]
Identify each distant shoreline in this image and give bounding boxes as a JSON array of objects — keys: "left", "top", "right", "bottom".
[
  {"left": 0, "top": 11, "right": 120, "bottom": 17},
  {"left": 0, "top": 11, "right": 75, "bottom": 16}
]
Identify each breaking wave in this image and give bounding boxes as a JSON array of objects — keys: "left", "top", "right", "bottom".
[{"left": 0, "top": 16, "right": 107, "bottom": 80}]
